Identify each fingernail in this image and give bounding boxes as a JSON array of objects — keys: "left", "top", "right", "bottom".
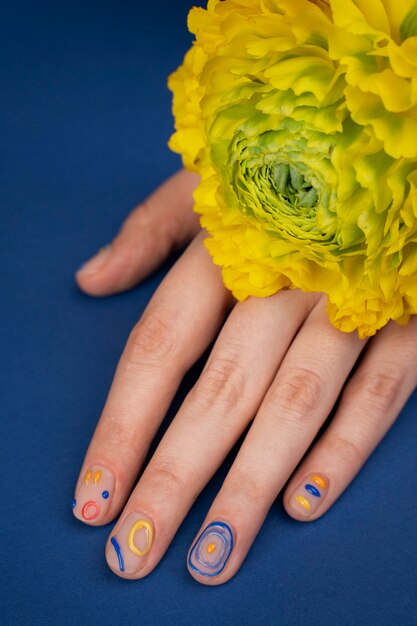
[
  {"left": 188, "top": 521, "right": 234, "bottom": 578},
  {"left": 106, "top": 512, "right": 154, "bottom": 575},
  {"left": 72, "top": 465, "right": 115, "bottom": 524},
  {"left": 289, "top": 473, "right": 329, "bottom": 517},
  {"left": 78, "top": 244, "right": 111, "bottom": 274}
]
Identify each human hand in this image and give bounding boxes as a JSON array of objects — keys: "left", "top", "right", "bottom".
[{"left": 73, "top": 169, "right": 417, "bottom": 585}]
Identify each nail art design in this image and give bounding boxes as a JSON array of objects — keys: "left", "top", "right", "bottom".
[
  {"left": 106, "top": 513, "right": 154, "bottom": 575},
  {"left": 128, "top": 520, "right": 153, "bottom": 557},
  {"left": 295, "top": 495, "right": 311, "bottom": 511},
  {"left": 110, "top": 537, "right": 125, "bottom": 573},
  {"left": 188, "top": 521, "right": 234, "bottom": 577},
  {"left": 305, "top": 484, "right": 320, "bottom": 497},
  {"left": 290, "top": 473, "right": 329, "bottom": 517},
  {"left": 72, "top": 465, "right": 115, "bottom": 523}
]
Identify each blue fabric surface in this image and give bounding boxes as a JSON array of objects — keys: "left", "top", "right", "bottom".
[{"left": 1, "top": 1, "right": 416, "bottom": 624}]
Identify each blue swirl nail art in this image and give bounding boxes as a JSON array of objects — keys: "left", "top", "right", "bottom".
[
  {"left": 305, "top": 484, "right": 321, "bottom": 497},
  {"left": 188, "top": 521, "right": 234, "bottom": 577}
]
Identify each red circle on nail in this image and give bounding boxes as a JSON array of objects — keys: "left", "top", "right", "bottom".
[{"left": 82, "top": 501, "right": 100, "bottom": 520}]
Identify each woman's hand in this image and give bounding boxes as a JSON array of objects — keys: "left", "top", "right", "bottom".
[{"left": 73, "top": 169, "right": 417, "bottom": 585}]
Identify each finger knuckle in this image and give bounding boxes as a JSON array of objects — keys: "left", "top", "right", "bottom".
[
  {"left": 190, "top": 356, "right": 247, "bottom": 413},
  {"left": 326, "top": 432, "right": 364, "bottom": 466},
  {"left": 127, "top": 200, "right": 153, "bottom": 230},
  {"left": 100, "top": 419, "right": 130, "bottom": 446},
  {"left": 127, "top": 200, "right": 175, "bottom": 253},
  {"left": 97, "top": 418, "right": 143, "bottom": 460},
  {"left": 125, "top": 312, "right": 177, "bottom": 367},
  {"left": 349, "top": 368, "right": 403, "bottom": 411},
  {"left": 223, "top": 471, "right": 268, "bottom": 507},
  {"left": 267, "top": 367, "right": 322, "bottom": 423},
  {"left": 144, "top": 461, "right": 189, "bottom": 499}
]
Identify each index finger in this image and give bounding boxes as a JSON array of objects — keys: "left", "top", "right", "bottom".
[{"left": 72, "top": 231, "right": 233, "bottom": 525}]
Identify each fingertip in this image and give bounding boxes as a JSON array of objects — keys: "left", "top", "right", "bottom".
[
  {"left": 283, "top": 498, "right": 321, "bottom": 522},
  {"left": 283, "top": 472, "right": 331, "bottom": 522},
  {"left": 72, "top": 507, "right": 117, "bottom": 527},
  {"left": 186, "top": 560, "right": 233, "bottom": 586},
  {"left": 104, "top": 512, "right": 158, "bottom": 580},
  {"left": 75, "top": 269, "right": 115, "bottom": 297},
  {"left": 186, "top": 520, "right": 237, "bottom": 586},
  {"left": 72, "top": 465, "right": 119, "bottom": 526},
  {"left": 75, "top": 245, "right": 116, "bottom": 296},
  {"left": 76, "top": 245, "right": 139, "bottom": 297},
  {"left": 79, "top": 245, "right": 111, "bottom": 275},
  {"left": 187, "top": 571, "right": 230, "bottom": 586}
]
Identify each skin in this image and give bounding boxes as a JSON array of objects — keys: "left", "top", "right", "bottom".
[{"left": 74, "top": 168, "right": 417, "bottom": 585}]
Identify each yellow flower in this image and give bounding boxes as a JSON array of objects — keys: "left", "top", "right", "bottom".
[{"left": 168, "top": 0, "right": 417, "bottom": 338}]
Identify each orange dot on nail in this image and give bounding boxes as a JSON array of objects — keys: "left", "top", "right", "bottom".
[
  {"left": 207, "top": 543, "right": 217, "bottom": 553},
  {"left": 311, "top": 475, "right": 327, "bottom": 489}
]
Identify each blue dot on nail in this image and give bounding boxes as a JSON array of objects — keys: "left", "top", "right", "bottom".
[
  {"left": 71, "top": 498, "right": 76, "bottom": 508},
  {"left": 305, "top": 484, "right": 321, "bottom": 497},
  {"left": 102, "top": 490, "right": 109, "bottom": 499}
]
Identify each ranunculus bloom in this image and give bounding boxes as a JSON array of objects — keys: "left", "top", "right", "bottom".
[{"left": 168, "top": 0, "right": 417, "bottom": 338}]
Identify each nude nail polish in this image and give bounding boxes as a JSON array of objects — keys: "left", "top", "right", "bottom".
[
  {"left": 72, "top": 465, "right": 115, "bottom": 524},
  {"left": 106, "top": 512, "right": 154, "bottom": 575},
  {"left": 188, "top": 521, "right": 234, "bottom": 577},
  {"left": 78, "top": 244, "right": 111, "bottom": 274},
  {"left": 289, "top": 473, "right": 329, "bottom": 517}
]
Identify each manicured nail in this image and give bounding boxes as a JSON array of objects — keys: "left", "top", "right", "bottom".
[
  {"left": 72, "top": 465, "right": 115, "bottom": 524},
  {"left": 289, "top": 473, "right": 329, "bottom": 517},
  {"left": 78, "top": 244, "right": 111, "bottom": 274},
  {"left": 106, "top": 512, "right": 154, "bottom": 575},
  {"left": 188, "top": 521, "right": 234, "bottom": 578}
]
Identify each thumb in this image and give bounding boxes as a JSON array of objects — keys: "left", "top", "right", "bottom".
[{"left": 76, "top": 169, "right": 201, "bottom": 297}]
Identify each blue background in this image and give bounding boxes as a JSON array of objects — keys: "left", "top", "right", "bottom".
[{"left": 1, "top": 1, "right": 416, "bottom": 624}]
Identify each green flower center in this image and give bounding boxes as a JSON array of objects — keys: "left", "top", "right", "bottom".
[
  {"left": 272, "top": 163, "right": 318, "bottom": 209},
  {"left": 225, "top": 128, "right": 338, "bottom": 244},
  {"left": 230, "top": 156, "right": 326, "bottom": 241}
]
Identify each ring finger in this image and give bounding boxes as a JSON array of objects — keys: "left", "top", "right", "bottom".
[{"left": 283, "top": 316, "right": 417, "bottom": 522}]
